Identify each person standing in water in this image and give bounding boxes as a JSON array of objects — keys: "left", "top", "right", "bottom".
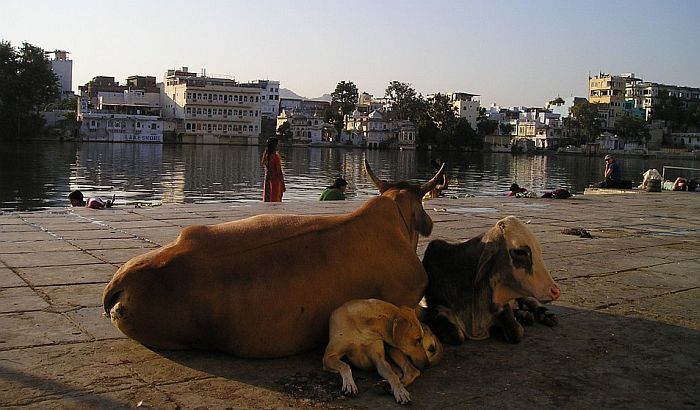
[{"left": 261, "top": 137, "right": 286, "bottom": 202}]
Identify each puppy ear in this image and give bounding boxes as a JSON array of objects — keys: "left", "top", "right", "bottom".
[{"left": 391, "top": 316, "right": 415, "bottom": 341}]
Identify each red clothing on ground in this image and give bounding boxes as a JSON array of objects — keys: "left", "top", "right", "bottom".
[{"left": 263, "top": 153, "right": 285, "bottom": 202}]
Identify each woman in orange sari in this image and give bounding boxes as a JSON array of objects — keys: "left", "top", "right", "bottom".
[{"left": 261, "top": 137, "right": 286, "bottom": 202}]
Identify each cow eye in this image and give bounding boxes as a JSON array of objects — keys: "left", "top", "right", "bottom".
[{"left": 509, "top": 247, "right": 532, "bottom": 269}]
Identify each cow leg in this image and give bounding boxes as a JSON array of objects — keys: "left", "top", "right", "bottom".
[
  {"left": 517, "top": 297, "right": 558, "bottom": 327},
  {"left": 496, "top": 304, "right": 524, "bottom": 344},
  {"left": 386, "top": 346, "right": 420, "bottom": 387},
  {"left": 322, "top": 350, "right": 358, "bottom": 397}
]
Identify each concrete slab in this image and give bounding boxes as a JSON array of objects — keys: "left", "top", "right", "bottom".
[
  {"left": 0, "top": 311, "right": 89, "bottom": 349},
  {"left": 0, "top": 266, "right": 26, "bottom": 287},
  {"left": 0, "top": 287, "right": 50, "bottom": 313},
  {"left": 0, "top": 239, "right": 79, "bottom": 254},
  {"left": 15, "top": 264, "right": 116, "bottom": 286},
  {"left": 0, "top": 250, "right": 105, "bottom": 268},
  {"left": 0, "top": 193, "right": 698, "bottom": 408}
]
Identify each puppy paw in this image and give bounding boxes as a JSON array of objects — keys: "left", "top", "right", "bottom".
[
  {"left": 391, "top": 384, "right": 411, "bottom": 404},
  {"left": 341, "top": 379, "right": 358, "bottom": 397}
]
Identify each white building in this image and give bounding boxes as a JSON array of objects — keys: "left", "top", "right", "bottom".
[
  {"left": 77, "top": 79, "right": 163, "bottom": 142},
  {"left": 246, "top": 80, "right": 281, "bottom": 119},
  {"left": 276, "top": 109, "right": 332, "bottom": 145},
  {"left": 161, "top": 67, "right": 262, "bottom": 144},
  {"left": 451, "top": 92, "right": 480, "bottom": 130},
  {"left": 343, "top": 109, "right": 416, "bottom": 149},
  {"left": 46, "top": 50, "right": 73, "bottom": 99},
  {"left": 515, "top": 108, "right": 564, "bottom": 150},
  {"left": 79, "top": 113, "right": 163, "bottom": 142}
]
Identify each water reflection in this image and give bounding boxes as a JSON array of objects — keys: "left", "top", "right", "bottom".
[{"left": 0, "top": 141, "right": 698, "bottom": 211}]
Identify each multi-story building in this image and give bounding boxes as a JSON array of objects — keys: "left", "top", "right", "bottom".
[
  {"left": 451, "top": 92, "right": 480, "bottom": 130},
  {"left": 79, "top": 76, "right": 129, "bottom": 108},
  {"left": 426, "top": 92, "right": 480, "bottom": 130},
  {"left": 46, "top": 50, "right": 73, "bottom": 100},
  {"left": 623, "top": 73, "right": 700, "bottom": 121},
  {"left": 589, "top": 73, "right": 626, "bottom": 129},
  {"left": 245, "top": 80, "right": 281, "bottom": 119},
  {"left": 343, "top": 109, "right": 416, "bottom": 149},
  {"left": 161, "top": 67, "right": 262, "bottom": 144},
  {"left": 357, "top": 92, "right": 391, "bottom": 114},
  {"left": 77, "top": 74, "right": 163, "bottom": 142},
  {"left": 276, "top": 110, "right": 332, "bottom": 145}
]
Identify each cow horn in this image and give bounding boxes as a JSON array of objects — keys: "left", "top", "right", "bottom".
[
  {"left": 364, "top": 159, "right": 384, "bottom": 190},
  {"left": 420, "top": 162, "right": 446, "bottom": 195}
]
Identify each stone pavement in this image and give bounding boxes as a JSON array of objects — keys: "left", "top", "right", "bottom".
[{"left": 0, "top": 192, "right": 698, "bottom": 409}]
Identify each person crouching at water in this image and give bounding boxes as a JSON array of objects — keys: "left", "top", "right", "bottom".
[
  {"left": 69, "top": 190, "right": 114, "bottom": 209},
  {"left": 320, "top": 178, "right": 348, "bottom": 201}
]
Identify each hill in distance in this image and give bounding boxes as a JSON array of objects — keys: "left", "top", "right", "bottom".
[{"left": 280, "top": 88, "right": 331, "bottom": 102}]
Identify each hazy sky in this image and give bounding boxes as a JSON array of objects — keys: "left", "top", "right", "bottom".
[{"left": 3, "top": 0, "right": 699, "bottom": 107}]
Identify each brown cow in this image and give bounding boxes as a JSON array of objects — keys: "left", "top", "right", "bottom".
[
  {"left": 102, "top": 160, "right": 445, "bottom": 358},
  {"left": 422, "top": 216, "right": 561, "bottom": 345}
]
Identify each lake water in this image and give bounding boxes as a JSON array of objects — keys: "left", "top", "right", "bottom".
[{"left": 1, "top": 141, "right": 698, "bottom": 211}]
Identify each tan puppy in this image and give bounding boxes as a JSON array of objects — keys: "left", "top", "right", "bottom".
[{"left": 323, "top": 299, "right": 443, "bottom": 404}]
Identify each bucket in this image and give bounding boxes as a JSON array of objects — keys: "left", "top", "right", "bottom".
[{"left": 646, "top": 179, "right": 662, "bottom": 192}]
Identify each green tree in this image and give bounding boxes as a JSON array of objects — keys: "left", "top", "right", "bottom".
[
  {"left": 651, "top": 93, "right": 695, "bottom": 132},
  {"left": 1, "top": 42, "right": 60, "bottom": 137},
  {"left": 451, "top": 117, "right": 481, "bottom": 150},
  {"left": 329, "top": 81, "right": 358, "bottom": 136},
  {"left": 569, "top": 100, "right": 602, "bottom": 144},
  {"left": 0, "top": 41, "right": 59, "bottom": 139},
  {"left": 614, "top": 115, "right": 650, "bottom": 144},
  {"left": 385, "top": 81, "right": 418, "bottom": 121},
  {"left": 500, "top": 122, "right": 514, "bottom": 135},
  {"left": 426, "top": 93, "right": 456, "bottom": 149},
  {"left": 476, "top": 107, "right": 498, "bottom": 136}
]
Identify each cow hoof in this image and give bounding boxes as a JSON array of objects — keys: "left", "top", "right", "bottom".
[
  {"left": 500, "top": 322, "right": 524, "bottom": 344},
  {"left": 514, "top": 309, "right": 535, "bottom": 326},
  {"left": 536, "top": 308, "right": 558, "bottom": 327}
]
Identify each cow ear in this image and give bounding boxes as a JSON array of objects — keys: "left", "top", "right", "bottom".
[
  {"left": 474, "top": 241, "right": 497, "bottom": 284},
  {"left": 413, "top": 203, "right": 433, "bottom": 237}
]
